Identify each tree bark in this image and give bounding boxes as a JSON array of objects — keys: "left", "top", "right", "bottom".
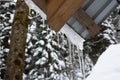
[{"left": 6, "top": 0, "right": 29, "bottom": 80}]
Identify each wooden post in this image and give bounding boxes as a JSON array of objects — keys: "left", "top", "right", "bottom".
[{"left": 6, "top": 0, "right": 29, "bottom": 80}]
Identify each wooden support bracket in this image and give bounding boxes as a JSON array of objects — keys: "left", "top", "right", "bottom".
[{"left": 74, "top": 8, "right": 101, "bottom": 37}]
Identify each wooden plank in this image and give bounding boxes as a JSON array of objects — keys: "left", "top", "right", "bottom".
[
  {"left": 46, "top": 0, "right": 65, "bottom": 19},
  {"left": 47, "top": 0, "right": 84, "bottom": 31},
  {"left": 32, "top": 0, "right": 46, "bottom": 12},
  {"left": 74, "top": 8, "right": 101, "bottom": 37}
]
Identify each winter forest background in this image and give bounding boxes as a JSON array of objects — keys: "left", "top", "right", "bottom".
[{"left": 0, "top": 1, "right": 120, "bottom": 80}]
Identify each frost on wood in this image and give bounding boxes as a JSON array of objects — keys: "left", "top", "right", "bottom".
[{"left": 6, "top": 0, "right": 29, "bottom": 80}]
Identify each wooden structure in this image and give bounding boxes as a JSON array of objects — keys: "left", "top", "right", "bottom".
[
  {"left": 68, "top": 0, "right": 118, "bottom": 39},
  {"left": 32, "top": 0, "right": 118, "bottom": 39}
]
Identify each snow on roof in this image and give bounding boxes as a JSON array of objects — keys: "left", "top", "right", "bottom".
[
  {"left": 60, "top": 24, "right": 85, "bottom": 49},
  {"left": 25, "top": 0, "right": 47, "bottom": 20}
]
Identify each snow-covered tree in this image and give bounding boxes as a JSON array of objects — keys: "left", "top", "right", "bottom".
[
  {"left": 83, "top": 5, "right": 120, "bottom": 65},
  {"left": 0, "top": 1, "right": 93, "bottom": 80},
  {"left": 83, "top": 25, "right": 116, "bottom": 64},
  {"left": 24, "top": 14, "right": 70, "bottom": 79},
  {"left": 0, "top": 1, "right": 16, "bottom": 79}
]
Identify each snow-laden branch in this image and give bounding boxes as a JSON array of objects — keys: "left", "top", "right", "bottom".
[{"left": 0, "top": 67, "right": 6, "bottom": 70}]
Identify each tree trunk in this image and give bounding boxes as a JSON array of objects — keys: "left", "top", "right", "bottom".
[{"left": 6, "top": 0, "right": 29, "bottom": 80}]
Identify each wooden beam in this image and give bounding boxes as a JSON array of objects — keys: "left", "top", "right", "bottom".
[
  {"left": 74, "top": 8, "right": 101, "bottom": 37},
  {"left": 32, "top": 0, "right": 46, "bottom": 13},
  {"left": 47, "top": 0, "right": 85, "bottom": 31},
  {"left": 46, "top": 0, "right": 65, "bottom": 19}
]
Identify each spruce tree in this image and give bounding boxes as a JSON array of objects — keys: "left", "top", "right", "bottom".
[
  {"left": 0, "top": 1, "right": 93, "bottom": 80},
  {"left": 0, "top": 1, "right": 15, "bottom": 79},
  {"left": 83, "top": 6, "right": 118, "bottom": 65}
]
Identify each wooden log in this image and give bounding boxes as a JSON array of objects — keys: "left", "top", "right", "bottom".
[{"left": 6, "top": 0, "right": 29, "bottom": 80}]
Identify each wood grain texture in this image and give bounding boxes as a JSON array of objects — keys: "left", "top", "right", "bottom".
[
  {"left": 32, "top": 0, "right": 46, "bottom": 12},
  {"left": 6, "top": 0, "right": 29, "bottom": 80},
  {"left": 46, "top": 0, "right": 65, "bottom": 19},
  {"left": 74, "top": 8, "right": 101, "bottom": 37},
  {"left": 47, "top": 0, "right": 84, "bottom": 31}
]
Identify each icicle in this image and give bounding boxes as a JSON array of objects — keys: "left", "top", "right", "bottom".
[
  {"left": 71, "top": 44, "right": 74, "bottom": 80},
  {"left": 72, "top": 44, "right": 75, "bottom": 80},
  {"left": 68, "top": 39, "right": 72, "bottom": 64},
  {"left": 57, "top": 32, "right": 60, "bottom": 48},
  {"left": 68, "top": 40, "right": 74, "bottom": 80},
  {"left": 41, "top": 18, "right": 45, "bottom": 27},
  {"left": 81, "top": 50, "right": 85, "bottom": 80},
  {"left": 77, "top": 46, "right": 86, "bottom": 80},
  {"left": 72, "top": 44, "right": 75, "bottom": 64},
  {"left": 79, "top": 48, "right": 85, "bottom": 80},
  {"left": 78, "top": 47, "right": 82, "bottom": 75}
]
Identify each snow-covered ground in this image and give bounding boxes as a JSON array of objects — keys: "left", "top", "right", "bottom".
[{"left": 86, "top": 43, "right": 120, "bottom": 80}]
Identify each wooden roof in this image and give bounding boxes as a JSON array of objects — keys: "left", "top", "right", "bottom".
[{"left": 32, "top": 0, "right": 118, "bottom": 39}]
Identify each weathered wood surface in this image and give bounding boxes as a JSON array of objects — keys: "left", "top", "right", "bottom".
[
  {"left": 46, "top": 0, "right": 65, "bottom": 19},
  {"left": 47, "top": 0, "right": 84, "bottom": 31},
  {"left": 32, "top": 0, "right": 46, "bottom": 13},
  {"left": 6, "top": 0, "right": 29, "bottom": 80},
  {"left": 74, "top": 8, "right": 101, "bottom": 37}
]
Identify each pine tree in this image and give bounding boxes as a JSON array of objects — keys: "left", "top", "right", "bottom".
[
  {"left": 0, "top": 1, "right": 93, "bottom": 80},
  {"left": 0, "top": 1, "right": 16, "bottom": 79},
  {"left": 83, "top": 6, "right": 118, "bottom": 65},
  {"left": 23, "top": 12, "right": 70, "bottom": 79}
]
